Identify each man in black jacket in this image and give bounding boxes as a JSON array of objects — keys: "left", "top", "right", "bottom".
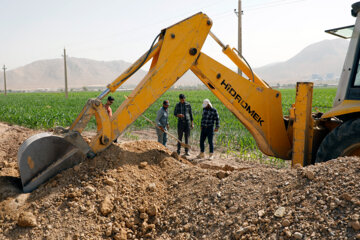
[{"left": 174, "top": 94, "right": 194, "bottom": 156}]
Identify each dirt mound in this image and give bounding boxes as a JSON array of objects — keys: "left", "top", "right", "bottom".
[
  {"left": 159, "top": 157, "right": 360, "bottom": 239},
  {"left": 0, "top": 123, "right": 359, "bottom": 239}
]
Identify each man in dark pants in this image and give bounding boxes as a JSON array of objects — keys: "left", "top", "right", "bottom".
[
  {"left": 174, "top": 94, "right": 194, "bottom": 156},
  {"left": 197, "top": 99, "right": 220, "bottom": 160},
  {"left": 156, "top": 100, "right": 170, "bottom": 146}
]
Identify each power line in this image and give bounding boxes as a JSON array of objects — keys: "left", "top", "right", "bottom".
[
  {"left": 62, "top": 0, "right": 229, "bottom": 51},
  {"left": 212, "top": 10, "right": 234, "bottom": 18},
  {"left": 206, "top": 0, "right": 306, "bottom": 22},
  {"left": 244, "top": 0, "right": 304, "bottom": 8},
  {"left": 58, "top": 1, "right": 307, "bottom": 62},
  {"left": 244, "top": 0, "right": 307, "bottom": 11}
]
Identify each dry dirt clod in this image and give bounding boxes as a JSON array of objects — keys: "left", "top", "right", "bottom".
[
  {"left": 138, "top": 206, "right": 146, "bottom": 213},
  {"left": 304, "top": 170, "right": 315, "bottom": 180},
  {"left": 100, "top": 195, "right": 114, "bottom": 216},
  {"left": 139, "top": 161, "right": 148, "bottom": 169},
  {"left": 183, "top": 223, "right": 192, "bottom": 232},
  {"left": 105, "top": 224, "right": 113, "bottom": 237},
  {"left": 85, "top": 185, "right": 96, "bottom": 193},
  {"left": 140, "top": 212, "right": 148, "bottom": 220},
  {"left": 17, "top": 212, "right": 37, "bottom": 227},
  {"left": 216, "top": 171, "right": 229, "bottom": 179},
  {"left": 274, "top": 207, "right": 286, "bottom": 218},
  {"left": 171, "top": 151, "right": 179, "bottom": 160},
  {"left": 329, "top": 202, "right": 337, "bottom": 210},
  {"left": 125, "top": 219, "right": 134, "bottom": 228},
  {"left": 293, "top": 232, "right": 303, "bottom": 239},
  {"left": 104, "top": 178, "right": 116, "bottom": 186},
  {"left": 293, "top": 163, "right": 303, "bottom": 169},
  {"left": 350, "top": 221, "right": 360, "bottom": 231},
  {"left": 113, "top": 228, "right": 127, "bottom": 240},
  {"left": 147, "top": 183, "right": 156, "bottom": 192},
  {"left": 282, "top": 219, "right": 291, "bottom": 227},
  {"left": 233, "top": 227, "right": 249, "bottom": 239},
  {"left": 341, "top": 193, "right": 352, "bottom": 201},
  {"left": 73, "top": 165, "right": 80, "bottom": 172},
  {"left": 146, "top": 204, "right": 158, "bottom": 216},
  {"left": 146, "top": 223, "right": 155, "bottom": 231},
  {"left": 258, "top": 209, "right": 265, "bottom": 217},
  {"left": 284, "top": 230, "right": 292, "bottom": 238}
]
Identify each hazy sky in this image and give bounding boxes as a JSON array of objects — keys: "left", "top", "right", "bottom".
[{"left": 0, "top": 0, "right": 356, "bottom": 70}]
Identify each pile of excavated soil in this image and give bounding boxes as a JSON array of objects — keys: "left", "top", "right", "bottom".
[{"left": 0, "top": 122, "right": 360, "bottom": 240}]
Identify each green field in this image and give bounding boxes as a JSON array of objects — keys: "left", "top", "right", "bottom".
[{"left": 0, "top": 88, "right": 336, "bottom": 163}]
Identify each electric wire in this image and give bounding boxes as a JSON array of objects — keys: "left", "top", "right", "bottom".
[{"left": 244, "top": 0, "right": 307, "bottom": 11}]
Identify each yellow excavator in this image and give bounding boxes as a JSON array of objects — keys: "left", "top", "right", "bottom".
[{"left": 18, "top": 2, "right": 360, "bottom": 192}]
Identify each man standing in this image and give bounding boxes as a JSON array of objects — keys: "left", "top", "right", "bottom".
[
  {"left": 104, "top": 96, "right": 115, "bottom": 118},
  {"left": 104, "top": 96, "right": 118, "bottom": 143},
  {"left": 174, "top": 94, "right": 193, "bottom": 156},
  {"left": 155, "top": 100, "right": 170, "bottom": 146},
  {"left": 197, "top": 99, "right": 220, "bottom": 160}
]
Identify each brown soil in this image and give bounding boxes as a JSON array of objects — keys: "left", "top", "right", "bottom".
[{"left": 0, "top": 122, "right": 360, "bottom": 240}]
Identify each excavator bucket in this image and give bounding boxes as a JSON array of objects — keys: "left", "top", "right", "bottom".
[{"left": 18, "top": 132, "right": 86, "bottom": 193}]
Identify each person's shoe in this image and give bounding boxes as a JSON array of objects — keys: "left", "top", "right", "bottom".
[
  {"left": 208, "top": 153, "right": 214, "bottom": 160},
  {"left": 197, "top": 152, "right": 205, "bottom": 159},
  {"left": 177, "top": 150, "right": 180, "bottom": 155},
  {"left": 184, "top": 152, "right": 190, "bottom": 156}
]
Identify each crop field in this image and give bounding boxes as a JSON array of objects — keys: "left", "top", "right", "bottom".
[{"left": 0, "top": 88, "right": 336, "bottom": 163}]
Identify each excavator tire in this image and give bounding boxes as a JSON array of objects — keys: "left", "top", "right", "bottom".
[{"left": 315, "top": 118, "right": 360, "bottom": 163}]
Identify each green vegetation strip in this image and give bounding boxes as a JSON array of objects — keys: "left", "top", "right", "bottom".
[{"left": 0, "top": 88, "right": 336, "bottom": 164}]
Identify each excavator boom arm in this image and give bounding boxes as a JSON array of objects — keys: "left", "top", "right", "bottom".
[
  {"left": 17, "top": 12, "right": 293, "bottom": 193},
  {"left": 87, "top": 13, "right": 291, "bottom": 159}
]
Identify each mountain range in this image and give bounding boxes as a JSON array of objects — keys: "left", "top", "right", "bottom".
[
  {"left": 3, "top": 38, "right": 349, "bottom": 91},
  {"left": 255, "top": 39, "right": 349, "bottom": 85}
]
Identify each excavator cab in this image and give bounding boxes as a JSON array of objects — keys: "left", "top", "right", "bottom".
[
  {"left": 313, "top": 2, "right": 360, "bottom": 162},
  {"left": 324, "top": 2, "right": 360, "bottom": 107}
]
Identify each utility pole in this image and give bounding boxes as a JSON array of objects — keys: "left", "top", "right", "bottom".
[
  {"left": 234, "top": 0, "right": 242, "bottom": 75},
  {"left": 2, "top": 65, "right": 7, "bottom": 96},
  {"left": 63, "top": 48, "right": 68, "bottom": 98}
]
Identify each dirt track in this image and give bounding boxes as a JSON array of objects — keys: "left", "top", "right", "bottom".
[{"left": 0, "top": 122, "right": 360, "bottom": 240}]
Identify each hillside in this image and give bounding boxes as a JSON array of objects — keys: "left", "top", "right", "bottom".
[
  {"left": 5, "top": 58, "right": 147, "bottom": 91},
  {"left": 3, "top": 39, "right": 349, "bottom": 91},
  {"left": 255, "top": 39, "right": 349, "bottom": 85}
]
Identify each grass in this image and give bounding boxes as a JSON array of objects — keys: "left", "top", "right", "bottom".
[{"left": 0, "top": 88, "right": 336, "bottom": 165}]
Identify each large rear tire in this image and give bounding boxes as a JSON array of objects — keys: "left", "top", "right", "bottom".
[{"left": 315, "top": 118, "right": 360, "bottom": 163}]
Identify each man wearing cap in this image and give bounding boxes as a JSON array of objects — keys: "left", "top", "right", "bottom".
[
  {"left": 155, "top": 100, "right": 170, "bottom": 146},
  {"left": 174, "top": 94, "right": 194, "bottom": 156},
  {"left": 197, "top": 99, "right": 220, "bottom": 159}
]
